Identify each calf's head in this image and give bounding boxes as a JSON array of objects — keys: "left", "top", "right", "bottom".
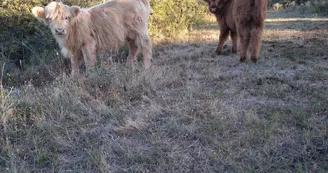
[
  {"left": 32, "top": 2, "right": 81, "bottom": 38},
  {"left": 203, "top": 0, "right": 229, "bottom": 13}
]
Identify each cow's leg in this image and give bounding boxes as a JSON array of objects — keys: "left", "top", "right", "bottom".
[
  {"left": 127, "top": 39, "right": 139, "bottom": 61},
  {"left": 77, "top": 53, "right": 86, "bottom": 75},
  {"left": 130, "top": 14, "right": 152, "bottom": 69},
  {"left": 138, "top": 34, "right": 152, "bottom": 69},
  {"left": 71, "top": 50, "right": 83, "bottom": 77},
  {"left": 249, "top": 26, "right": 264, "bottom": 63},
  {"left": 237, "top": 24, "right": 250, "bottom": 62},
  {"left": 216, "top": 26, "right": 229, "bottom": 55},
  {"left": 82, "top": 38, "right": 97, "bottom": 74},
  {"left": 230, "top": 31, "right": 238, "bottom": 54}
]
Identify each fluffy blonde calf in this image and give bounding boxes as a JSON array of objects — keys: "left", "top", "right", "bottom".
[{"left": 32, "top": 0, "right": 152, "bottom": 76}]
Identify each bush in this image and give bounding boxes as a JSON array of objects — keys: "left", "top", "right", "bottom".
[
  {"left": 149, "top": 0, "right": 207, "bottom": 42},
  {"left": 313, "top": 1, "right": 328, "bottom": 14},
  {"left": 1, "top": 1, "right": 43, "bottom": 61}
]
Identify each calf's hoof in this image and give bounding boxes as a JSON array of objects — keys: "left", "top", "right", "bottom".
[
  {"left": 144, "top": 60, "right": 151, "bottom": 69},
  {"left": 240, "top": 57, "right": 247, "bottom": 62},
  {"left": 215, "top": 48, "right": 222, "bottom": 55},
  {"left": 251, "top": 57, "right": 258, "bottom": 63}
]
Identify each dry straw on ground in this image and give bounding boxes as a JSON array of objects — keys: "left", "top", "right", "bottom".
[{"left": 0, "top": 10, "right": 328, "bottom": 172}]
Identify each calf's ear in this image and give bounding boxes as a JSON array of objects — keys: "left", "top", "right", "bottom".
[
  {"left": 70, "top": 6, "right": 81, "bottom": 18},
  {"left": 31, "top": 7, "right": 47, "bottom": 25}
]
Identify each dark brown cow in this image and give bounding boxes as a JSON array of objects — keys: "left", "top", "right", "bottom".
[{"left": 203, "top": 0, "right": 267, "bottom": 62}]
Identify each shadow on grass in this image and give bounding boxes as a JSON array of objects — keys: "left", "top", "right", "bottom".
[{"left": 193, "top": 18, "right": 328, "bottom": 32}]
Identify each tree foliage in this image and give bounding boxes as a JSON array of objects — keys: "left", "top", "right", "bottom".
[{"left": 149, "top": 0, "right": 207, "bottom": 41}]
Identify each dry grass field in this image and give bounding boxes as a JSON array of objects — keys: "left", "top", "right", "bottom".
[{"left": 1, "top": 10, "right": 328, "bottom": 172}]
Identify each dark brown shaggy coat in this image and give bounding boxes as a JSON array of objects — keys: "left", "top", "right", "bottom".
[{"left": 204, "top": 0, "right": 267, "bottom": 62}]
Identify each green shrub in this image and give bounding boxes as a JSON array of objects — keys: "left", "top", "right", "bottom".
[
  {"left": 313, "top": 1, "right": 328, "bottom": 14},
  {"left": 149, "top": 0, "right": 207, "bottom": 42},
  {"left": 0, "top": 0, "right": 56, "bottom": 65}
]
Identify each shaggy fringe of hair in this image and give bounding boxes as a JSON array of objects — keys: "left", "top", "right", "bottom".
[{"left": 44, "top": 2, "right": 68, "bottom": 20}]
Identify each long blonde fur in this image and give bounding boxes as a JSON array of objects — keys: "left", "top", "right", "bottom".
[
  {"left": 67, "top": 3, "right": 128, "bottom": 54},
  {"left": 32, "top": 0, "right": 152, "bottom": 76}
]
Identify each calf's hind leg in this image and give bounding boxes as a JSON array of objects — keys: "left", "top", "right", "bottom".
[
  {"left": 237, "top": 24, "right": 250, "bottom": 62},
  {"left": 249, "top": 26, "right": 264, "bottom": 63},
  {"left": 230, "top": 31, "right": 238, "bottom": 54}
]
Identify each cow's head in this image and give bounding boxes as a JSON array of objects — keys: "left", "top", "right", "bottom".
[
  {"left": 203, "top": 0, "right": 229, "bottom": 14},
  {"left": 32, "top": 1, "right": 81, "bottom": 37}
]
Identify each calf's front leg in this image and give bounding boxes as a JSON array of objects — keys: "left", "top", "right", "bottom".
[
  {"left": 216, "top": 25, "right": 229, "bottom": 55},
  {"left": 71, "top": 50, "right": 83, "bottom": 78},
  {"left": 82, "top": 38, "right": 97, "bottom": 74}
]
